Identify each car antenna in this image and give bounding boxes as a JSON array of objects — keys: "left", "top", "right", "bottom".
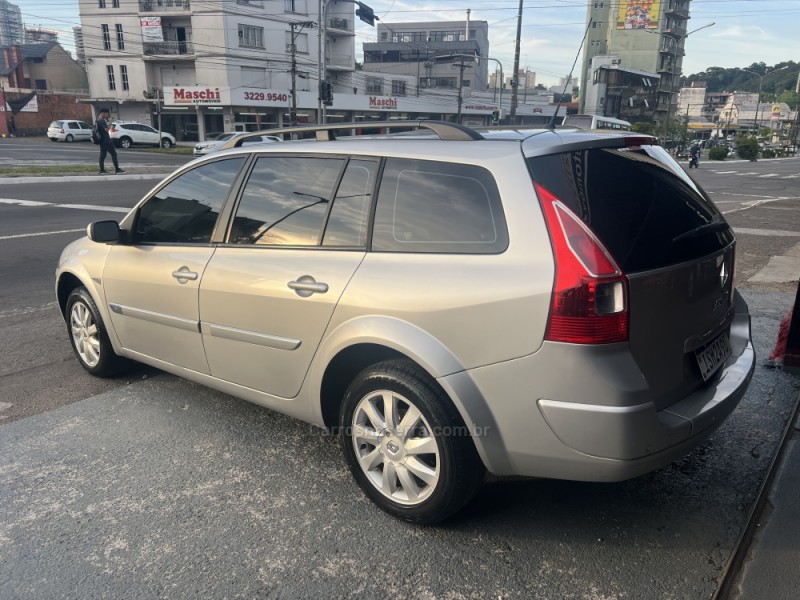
[{"left": 547, "top": 20, "right": 592, "bottom": 131}]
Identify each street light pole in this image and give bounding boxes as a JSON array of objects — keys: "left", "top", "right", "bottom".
[
  {"left": 742, "top": 66, "right": 789, "bottom": 136},
  {"left": 661, "top": 22, "right": 715, "bottom": 146}
]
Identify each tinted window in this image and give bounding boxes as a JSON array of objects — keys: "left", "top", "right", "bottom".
[
  {"left": 79, "top": 122, "right": 91, "bottom": 129},
  {"left": 372, "top": 158, "right": 508, "bottom": 254},
  {"left": 49, "top": 121, "right": 62, "bottom": 128},
  {"left": 135, "top": 158, "right": 245, "bottom": 244},
  {"left": 527, "top": 147, "right": 734, "bottom": 273},
  {"left": 323, "top": 159, "right": 378, "bottom": 247},
  {"left": 230, "top": 156, "right": 345, "bottom": 246},
  {"left": 68, "top": 122, "right": 79, "bottom": 129}
]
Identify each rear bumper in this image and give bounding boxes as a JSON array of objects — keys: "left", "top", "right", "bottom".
[{"left": 442, "top": 290, "right": 755, "bottom": 481}]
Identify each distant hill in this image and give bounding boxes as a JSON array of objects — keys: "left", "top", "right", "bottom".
[{"left": 683, "top": 61, "right": 799, "bottom": 101}]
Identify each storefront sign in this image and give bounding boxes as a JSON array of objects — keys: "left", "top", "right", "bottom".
[
  {"left": 231, "top": 88, "right": 292, "bottom": 106},
  {"left": 166, "top": 86, "right": 228, "bottom": 106},
  {"left": 369, "top": 96, "right": 398, "bottom": 110}
]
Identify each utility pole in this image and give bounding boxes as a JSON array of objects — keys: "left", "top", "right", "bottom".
[
  {"left": 509, "top": 0, "right": 523, "bottom": 123},
  {"left": 317, "top": 0, "right": 324, "bottom": 124},
  {"left": 453, "top": 58, "right": 471, "bottom": 124},
  {"left": 289, "top": 21, "right": 314, "bottom": 127}
]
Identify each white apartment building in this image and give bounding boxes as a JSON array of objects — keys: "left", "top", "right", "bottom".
[{"left": 78, "top": 0, "right": 357, "bottom": 141}]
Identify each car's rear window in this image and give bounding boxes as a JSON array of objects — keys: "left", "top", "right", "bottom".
[
  {"left": 527, "top": 146, "right": 733, "bottom": 272},
  {"left": 49, "top": 121, "right": 63, "bottom": 128}
]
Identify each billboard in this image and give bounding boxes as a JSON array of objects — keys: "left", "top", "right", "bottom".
[
  {"left": 140, "top": 17, "right": 163, "bottom": 42},
  {"left": 617, "top": 1, "right": 662, "bottom": 30}
]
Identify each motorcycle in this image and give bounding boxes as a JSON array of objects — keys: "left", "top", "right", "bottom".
[{"left": 688, "top": 152, "right": 699, "bottom": 168}]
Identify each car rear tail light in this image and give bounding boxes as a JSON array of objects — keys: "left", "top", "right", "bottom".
[
  {"left": 110, "top": 127, "right": 118, "bottom": 133},
  {"left": 60, "top": 128, "right": 65, "bottom": 134},
  {"left": 536, "top": 182, "right": 629, "bottom": 344}
]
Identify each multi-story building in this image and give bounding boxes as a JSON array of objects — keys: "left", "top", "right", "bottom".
[
  {"left": 24, "top": 28, "right": 59, "bottom": 44},
  {"left": 0, "top": 0, "right": 22, "bottom": 46},
  {"left": 73, "top": 26, "right": 86, "bottom": 68},
  {"left": 580, "top": 0, "right": 693, "bottom": 126},
  {"left": 363, "top": 20, "right": 490, "bottom": 94},
  {"left": 583, "top": 55, "right": 660, "bottom": 123},
  {"left": 78, "top": 0, "right": 357, "bottom": 140}
]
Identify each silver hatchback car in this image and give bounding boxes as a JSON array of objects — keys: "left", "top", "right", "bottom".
[{"left": 56, "top": 121, "right": 755, "bottom": 524}]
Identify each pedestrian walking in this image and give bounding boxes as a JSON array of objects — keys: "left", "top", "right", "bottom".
[
  {"left": 8, "top": 116, "right": 16, "bottom": 137},
  {"left": 95, "top": 108, "right": 125, "bottom": 175}
]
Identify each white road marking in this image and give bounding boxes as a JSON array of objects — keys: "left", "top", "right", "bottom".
[
  {"left": 0, "top": 228, "right": 85, "bottom": 241},
  {"left": 0, "top": 198, "right": 129, "bottom": 213},
  {"left": 734, "top": 228, "right": 800, "bottom": 237},
  {"left": 711, "top": 171, "right": 737, "bottom": 174},
  {"left": 758, "top": 173, "right": 781, "bottom": 178},
  {"left": 0, "top": 401, "right": 13, "bottom": 420},
  {"left": 0, "top": 302, "right": 59, "bottom": 319},
  {"left": 783, "top": 174, "right": 800, "bottom": 179}
]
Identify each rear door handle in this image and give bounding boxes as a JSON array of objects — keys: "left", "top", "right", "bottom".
[
  {"left": 288, "top": 275, "right": 329, "bottom": 297},
  {"left": 172, "top": 266, "right": 198, "bottom": 283}
]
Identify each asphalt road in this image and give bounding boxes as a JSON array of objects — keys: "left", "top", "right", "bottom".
[
  {"left": 0, "top": 138, "right": 189, "bottom": 169},
  {"left": 0, "top": 151, "right": 799, "bottom": 598}
]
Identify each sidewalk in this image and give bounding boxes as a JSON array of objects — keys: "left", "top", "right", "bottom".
[{"left": 735, "top": 407, "right": 800, "bottom": 598}]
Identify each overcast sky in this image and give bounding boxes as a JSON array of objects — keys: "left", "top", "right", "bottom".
[{"left": 17, "top": 0, "right": 800, "bottom": 88}]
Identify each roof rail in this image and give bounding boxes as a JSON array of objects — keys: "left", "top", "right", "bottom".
[{"left": 222, "top": 120, "right": 484, "bottom": 149}]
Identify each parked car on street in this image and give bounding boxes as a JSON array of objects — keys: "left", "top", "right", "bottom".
[
  {"left": 193, "top": 132, "right": 281, "bottom": 157},
  {"left": 56, "top": 121, "right": 755, "bottom": 524},
  {"left": 109, "top": 121, "right": 176, "bottom": 148},
  {"left": 47, "top": 120, "right": 93, "bottom": 143}
]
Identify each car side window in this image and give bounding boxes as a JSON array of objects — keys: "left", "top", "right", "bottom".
[
  {"left": 68, "top": 121, "right": 79, "bottom": 129},
  {"left": 229, "top": 156, "right": 345, "bottom": 246},
  {"left": 322, "top": 159, "right": 378, "bottom": 247},
  {"left": 372, "top": 158, "right": 509, "bottom": 254},
  {"left": 134, "top": 158, "right": 245, "bottom": 244},
  {"left": 79, "top": 122, "right": 91, "bottom": 129}
]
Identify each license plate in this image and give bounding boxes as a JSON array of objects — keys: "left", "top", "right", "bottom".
[{"left": 695, "top": 333, "right": 732, "bottom": 381}]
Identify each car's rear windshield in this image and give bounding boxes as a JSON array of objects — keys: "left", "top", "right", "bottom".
[
  {"left": 49, "top": 121, "right": 64, "bottom": 128},
  {"left": 527, "top": 144, "right": 734, "bottom": 273}
]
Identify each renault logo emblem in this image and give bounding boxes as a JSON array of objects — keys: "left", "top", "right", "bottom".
[{"left": 720, "top": 262, "right": 729, "bottom": 288}]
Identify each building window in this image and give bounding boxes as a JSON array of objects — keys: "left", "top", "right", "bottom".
[
  {"left": 284, "top": 0, "right": 306, "bottom": 13},
  {"left": 107, "top": 65, "right": 116, "bottom": 91},
  {"left": 112, "top": 0, "right": 119, "bottom": 6},
  {"left": 98, "top": 0, "right": 105, "bottom": 7},
  {"left": 429, "top": 30, "right": 466, "bottom": 42},
  {"left": 391, "top": 80, "right": 406, "bottom": 96},
  {"left": 237, "top": 0, "right": 263, "bottom": 4},
  {"left": 101, "top": 24, "right": 111, "bottom": 50},
  {"left": 120, "top": 65, "right": 129, "bottom": 90},
  {"left": 35, "top": 79, "right": 47, "bottom": 90},
  {"left": 115, "top": 24, "right": 124, "bottom": 50},
  {"left": 285, "top": 31, "right": 308, "bottom": 54},
  {"left": 366, "top": 77, "right": 384, "bottom": 95},
  {"left": 238, "top": 24, "right": 264, "bottom": 48},
  {"left": 380, "top": 32, "right": 388, "bottom": 41}
]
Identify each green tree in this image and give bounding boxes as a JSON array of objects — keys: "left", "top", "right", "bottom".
[
  {"left": 631, "top": 121, "right": 656, "bottom": 135},
  {"left": 736, "top": 135, "right": 760, "bottom": 161},
  {"left": 777, "top": 90, "right": 800, "bottom": 107}
]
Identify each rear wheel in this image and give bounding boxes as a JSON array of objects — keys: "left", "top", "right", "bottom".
[
  {"left": 65, "top": 134, "right": 74, "bottom": 143},
  {"left": 119, "top": 136, "right": 132, "bottom": 149},
  {"left": 65, "top": 287, "right": 127, "bottom": 377},
  {"left": 160, "top": 138, "right": 173, "bottom": 148},
  {"left": 340, "top": 360, "right": 484, "bottom": 524}
]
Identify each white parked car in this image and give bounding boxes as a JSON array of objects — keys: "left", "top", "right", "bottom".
[
  {"left": 47, "top": 120, "right": 93, "bottom": 143},
  {"left": 194, "top": 132, "right": 281, "bottom": 157},
  {"left": 109, "top": 122, "right": 177, "bottom": 149}
]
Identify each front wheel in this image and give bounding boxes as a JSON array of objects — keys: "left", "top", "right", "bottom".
[
  {"left": 119, "top": 137, "right": 132, "bottom": 149},
  {"left": 65, "top": 287, "right": 127, "bottom": 377},
  {"left": 160, "top": 138, "right": 173, "bottom": 148},
  {"left": 339, "top": 360, "right": 484, "bottom": 524}
]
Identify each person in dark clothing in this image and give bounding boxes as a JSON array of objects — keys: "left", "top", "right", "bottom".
[
  {"left": 8, "top": 116, "right": 16, "bottom": 137},
  {"left": 96, "top": 108, "right": 124, "bottom": 174}
]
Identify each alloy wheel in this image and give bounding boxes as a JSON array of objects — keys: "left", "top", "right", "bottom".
[{"left": 70, "top": 300, "right": 101, "bottom": 367}]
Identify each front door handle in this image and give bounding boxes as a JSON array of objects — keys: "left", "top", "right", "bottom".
[
  {"left": 172, "top": 266, "right": 198, "bottom": 284},
  {"left": 288, "top": 275, "right": 329, "bottom": 298}
]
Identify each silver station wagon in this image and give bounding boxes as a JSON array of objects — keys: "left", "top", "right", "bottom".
[{"left": 56, "top": 121, "right": 755, "bottom": 524}]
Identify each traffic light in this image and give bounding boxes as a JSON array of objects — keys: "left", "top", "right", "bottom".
[
  {"left": 491, "top": 110, "right": 500, "bottom": 124},
  {"left": 356, "top": 2, "right": 376, "bottom": 26},
  {"left": 320, "top": 81, "right": 333, "bottom": 106}
]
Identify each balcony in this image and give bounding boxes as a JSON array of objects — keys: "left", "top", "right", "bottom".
[
  {"left": 139, "top": 0, "right": 190, "bottom": 12},
  {"left": 327, "top": 18, "right": 353, "bottom": 34},
  {"left": 664, "top": 2, "right": 689, "bottom": 20},
  {"left": 658, "top": 45, "right": 685, "bottom": 57},
  {"left": 325, "top": 51, "right": 355, "bottom": 71},
  {"left": 663, "top": 25, "right": 687, "bottom": 39},
  {"left": 143, "top": 40, "right": 194, "bottom": 57}
]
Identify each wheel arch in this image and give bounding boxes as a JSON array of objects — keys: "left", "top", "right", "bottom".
[{"left": 313, "top": 316, "right": 499, "bottom": 471}]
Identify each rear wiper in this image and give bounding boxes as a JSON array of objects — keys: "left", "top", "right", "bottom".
[{"left": 672, "top": 213, "right": 729, "bottom": 243}]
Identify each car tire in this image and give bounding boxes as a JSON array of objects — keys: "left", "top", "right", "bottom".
[
  {"left": 161, "top": 138, "right": 173, "bottom": 148},
  {"left": 339, "top": 360, "right": 484, "bottom": 525},
  {"left": 65, "top": 134, "right": 74, "bottom": 143},
  {"left": 65, "top": 287, "right": 127, "bottom": 377},
  {"left": 119, "top": 137, "right": 132, "bottom": 149}
]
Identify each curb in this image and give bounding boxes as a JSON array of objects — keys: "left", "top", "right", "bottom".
[{"left": 0, "top": 173, "right": 171, "bottom": 185}]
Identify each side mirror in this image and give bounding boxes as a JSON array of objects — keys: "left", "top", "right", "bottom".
[{"left": 87, "top": 220, "right": 121, "bottom": 243}]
